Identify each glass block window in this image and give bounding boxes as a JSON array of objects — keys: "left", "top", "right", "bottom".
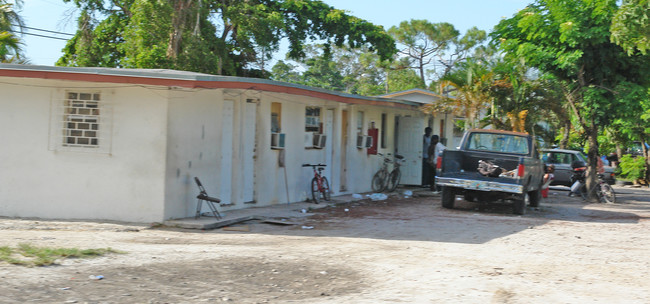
[
  {"left": 64, "top": 92, "right": 101, "bottom": 147},
  {"left": 50, "top": 91, "right": 112, "bottom": 154}
]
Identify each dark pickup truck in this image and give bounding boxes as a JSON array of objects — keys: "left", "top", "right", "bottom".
[{"left": 436, "top": 129, "right": 545, "bottom": 215}]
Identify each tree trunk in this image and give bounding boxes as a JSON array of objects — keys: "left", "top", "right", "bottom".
[
  {"left": 585, "top": 124, "right": 599, "bottom": 201},
  {"left": 167, "top": 0, "right": 192, "bottom": 59},
  {"left": 559, "top": 120, "right": 571, "bottom": 149}
]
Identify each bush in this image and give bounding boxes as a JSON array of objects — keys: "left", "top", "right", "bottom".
[{"left": 619, "top": 154, "right": 647, "bottom": 181}]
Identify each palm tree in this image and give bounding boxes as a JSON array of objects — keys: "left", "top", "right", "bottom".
[
  {"left": 423, "top": 58, "right": 494, "bottom": 131},
  {"left": 0, "top": 0, "right": 24, "bottom": 62}
]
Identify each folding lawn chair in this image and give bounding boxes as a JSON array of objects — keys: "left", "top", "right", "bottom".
[{"left": 194, "top": 177, "right": 222, "bottom": 220}]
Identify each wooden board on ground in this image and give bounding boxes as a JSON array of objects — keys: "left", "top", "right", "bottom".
[
  {"left": 222, "top": 225, "right": 250, "bottom": 232},
  {"left": 261, "top": 219, "right": 300, "bottom": 226}
]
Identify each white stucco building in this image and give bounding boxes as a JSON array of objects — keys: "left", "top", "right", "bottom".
[
  {"left": 0, "top": 64, "right": 457, "bottom": 223},
  {"left": 379, "top": 88, "right": 464, "bottom": 148}
]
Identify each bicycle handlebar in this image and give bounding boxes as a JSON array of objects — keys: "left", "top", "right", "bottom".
[{"left": 302, "top": 164, "right": 327, "bottom": 167}]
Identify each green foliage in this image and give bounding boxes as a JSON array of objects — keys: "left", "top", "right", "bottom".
[
  {"left": 387, "top": 68, "right": 426, "bottom": 92},
  {"left": 388, "top": 20, "right": 486, "bottom": 83},
  {"left": 0, "top": 0, "right": 24, "bottom": 62},
  {"left": 0, "top": 243, "right": 121, "bottom": 267},
  {"left": 611, "top": 0, "right": 650, "bottom": 55},
  {"left": 424, "top": 58, "right": 494, "bottom": 130},
  {"left": 271, "top": 45, "right": 396, "bottom": 95},
  {"left": 618, "top": 154, "right": 647, "bottom": 181},
  {"left": 492, "top": 0, "right": 650, "bottom": 190},
  {"left": 59, "top": 0, "right": 397, "bottom": 77}
]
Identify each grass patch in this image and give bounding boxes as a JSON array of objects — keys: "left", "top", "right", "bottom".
[{"left": 0, "top": 243, "right": 122, "bottom": 267}]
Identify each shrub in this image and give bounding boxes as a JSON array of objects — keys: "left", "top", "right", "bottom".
[{"left": 619, "top": 154, "right": 647, "bottom": 181}]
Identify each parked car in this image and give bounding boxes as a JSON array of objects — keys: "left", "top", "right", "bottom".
[{"left": 540, "top": 149, "right": 616, "bottom": 186}]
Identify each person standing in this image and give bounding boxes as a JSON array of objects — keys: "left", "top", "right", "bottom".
[
  {"left": 422, "top": 127, "right": 432, "bottom": 186},
  {"left": 428, "top": 135, "right": 446, "bottom": 191}
]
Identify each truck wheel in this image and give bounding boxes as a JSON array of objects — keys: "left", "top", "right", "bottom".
[
  {"left": 528, "top": 189, "right": 541, "bottom": 207},
  {"left": 513, "top": 193, "right": 528, "bottom": 215},
  {"left": 441, "top": 187, "right": 455, "bottom": 209}
]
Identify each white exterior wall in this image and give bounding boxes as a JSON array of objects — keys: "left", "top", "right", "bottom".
[
  {"left": 0, "top": 78, "right": 168, "bottom": 222},
  {"left": 164, "top": 89, "right": 225, "bottom": 219},
  {"left": 0, "top": 75, "right": 428, "bottom": 222}
]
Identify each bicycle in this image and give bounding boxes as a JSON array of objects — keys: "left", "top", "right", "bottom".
[
  {"left": 385, "top": 154, "right": 405, "bottom": 192},
  {"left": 572, "top": 168, "right": 616, "bottom": 203},
  {"left": 371, "top": 153, "right": 404, "bottom": 192},
  {"left": 302, "top": 164, "right": 330, "bottom": 203}
]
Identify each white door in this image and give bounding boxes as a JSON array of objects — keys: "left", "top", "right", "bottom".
[
  {"left": 397, "top": 116, "right": 424, "bottom": 185},
  {"left": 240, "top": 100, "right": 256, "bottom": 203},
  {"left": 325, "top": 109, "right": 334, "bottom": 191},
  {"left": 220, "top": 100, "right": 234, "bottom": 204}
]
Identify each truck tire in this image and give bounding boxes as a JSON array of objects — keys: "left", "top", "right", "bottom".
[
  {"left": 441, "top": 187, "right": 455, "bottom": 209},
  {"left": 528, "top": 189, "right": 541, "bottom": 207},
  {"left": 513, "top": 193, "right": 528, "bottom": 215}
]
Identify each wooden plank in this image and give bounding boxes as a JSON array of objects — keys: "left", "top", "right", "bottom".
[
  {"left": 222, "top": 225, "right": 250, "bottom": 232},
  {"left": 261, "top": 219, "right": 299, "bottom": 226}
]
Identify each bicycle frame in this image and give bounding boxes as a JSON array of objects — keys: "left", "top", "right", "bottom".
[
  {"left": 311, "top": 166, "right": 326, "bottom": 192},
  {"left": 302, "top": 163, "right": 330, "bottom": 203}
]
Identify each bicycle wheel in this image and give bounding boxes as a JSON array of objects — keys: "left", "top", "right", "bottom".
[
  {"left": 599, "top": 182, "right": 616, "bottom": 203},
  {"left": 372, "top": 169, "right": 387, "bottom": 192},
  {"left": 385, "top": 169, "right": 401, "bottom": 192},
  {"left": 311, "top": 177, "right": 321, "bottom": 204},
  {"left": 321, "top": 177, "right": 331, "bottom": 201}
]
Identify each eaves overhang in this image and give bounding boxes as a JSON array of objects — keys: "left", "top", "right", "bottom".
[{"left": 0, "top": 64, "right": 422, "bottom": 110}]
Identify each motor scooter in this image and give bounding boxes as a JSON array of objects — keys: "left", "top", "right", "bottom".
[{"left": 569, "top": 161, "right": 587, "bottom": 196}]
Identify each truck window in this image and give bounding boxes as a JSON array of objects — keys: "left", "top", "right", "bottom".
[{"left": 467, "top": 133, "right": 529, "bottom": 155}]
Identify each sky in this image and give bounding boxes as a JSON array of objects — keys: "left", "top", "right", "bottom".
[{"left": 18, "top": 0, "right": 532, "bottom": 66}]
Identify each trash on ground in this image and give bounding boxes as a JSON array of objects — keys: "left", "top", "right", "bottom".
[
  {"left": 222, "top": 225, "right": 250, "bottom": 232},
  {"left": 351, "top": 193, "right": 363, "bottom": 200},
  {"left": 301, "top": 226, "right": 314, "bottom": 229},
  {"left": 344, "top": 208, "right": 349, "bottom": 212},
  {"left": 403, "top": 190, "right": 413, "bottom": 196},
  {"left": 262, "top": 219, "right": 298, "bottom": 226},
  {"left": 88, "top": 275, "right": 104, "bottom": 280},
  {"left": 369, "top": 193, "right": 388, "bottom": 201}
]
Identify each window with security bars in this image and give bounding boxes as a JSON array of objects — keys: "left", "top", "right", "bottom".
[
  {"left": 64, "top": 92, "right": 101, "bottom": 147},
  {"left": 50, "top": 91, "right": 112, "bottom": 153}
]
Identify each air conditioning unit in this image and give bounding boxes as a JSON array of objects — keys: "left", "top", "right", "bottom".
[
  {"left": 365, "top": 135, "right": 373, "bottom": 148},
  {"left": 271, "top": 132, "right": 285, "bottom": 149},
  {"left": 313, "top": 134, "right": 326, "bottom": 149},
  {"left": 356, "top": 134, "right": 365, "bottom": 149},
  {"left": 304, "top": 132, "right": 314, "bottom": 148}
]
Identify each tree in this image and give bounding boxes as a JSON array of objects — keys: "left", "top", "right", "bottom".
[
  {"left": 492, "top": 0, "right": 650, "bottom": 198},
  {"left": 388, "top": 20, "right": 458, "bottom": 84},
  {"left": 487, "top": 58, "right": 570, "bottom": 145},
  {"left": 423, "top": 58, "right": 494, "bottom": 130},
  {"left": 0, "top": 0, "right": 24, "bottom": 62},
  {"left": 59, "top": 0, "right": 397, "bottom": 77},
  {"left": 611, "top": 0, "right": 650, "bottom": 55},
  {"left": 388, "top": 20, "right": 487, "bottom": 85},
  {"left": 271, "top": 45, "right": 391, "bottom": 96},
  {"left": 437, "top": 26, "right": 487, "bottom": 78}
]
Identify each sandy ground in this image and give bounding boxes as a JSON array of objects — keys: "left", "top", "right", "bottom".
[{"left": 1, "top": 186, "right": 650, "bottom": 304}]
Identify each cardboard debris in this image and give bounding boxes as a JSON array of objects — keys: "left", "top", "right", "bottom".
[
  {"left": 261, "top": 219, "right": 299, "bottom": 226},
  {"left": 222, "top": 225, "right": 250, "bottom": 232}
]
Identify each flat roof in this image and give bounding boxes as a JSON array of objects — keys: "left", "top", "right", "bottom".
[{"left": 0, "top": 64, "right": 421, "bottom": 110}]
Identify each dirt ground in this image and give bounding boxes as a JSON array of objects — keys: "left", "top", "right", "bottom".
[{"left": 1, "top": 186, "right": 650, "bottom": 304}]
